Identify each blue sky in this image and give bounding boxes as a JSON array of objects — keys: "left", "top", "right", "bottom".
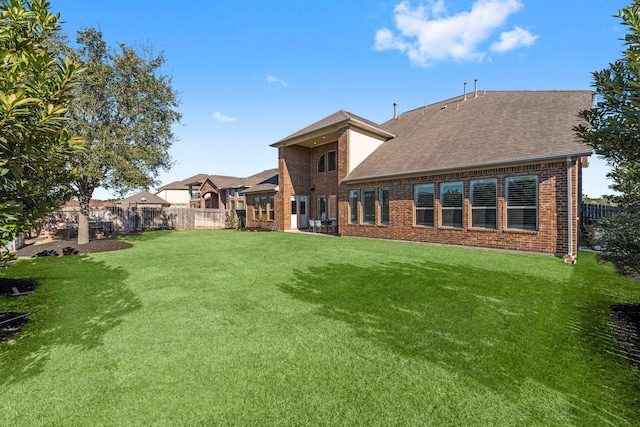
[{"left": 50, "top": 0, "right": 630, "bottom": 199}]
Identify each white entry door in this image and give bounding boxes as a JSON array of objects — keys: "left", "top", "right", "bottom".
[{"left": 290, "top": 195, "right": 309, "bottom": 230}]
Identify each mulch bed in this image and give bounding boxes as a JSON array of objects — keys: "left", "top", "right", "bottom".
[
  {"left": 12, "top": 238, "right": 132, "bottom": 258},
  {"left": 610, "top": 304, "right": 640, "bottom": 370},
  {"left": 0, "top": 312, "right": 28, "bottom": 342},
  {"left": 0, "top": 278, "right": 36, "bottom": 296}
]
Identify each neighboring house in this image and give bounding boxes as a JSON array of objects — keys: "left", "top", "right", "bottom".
[
  {"left": 156, "top": 173, "right": 209, "bottom": 207},
  {"left": 196, "top": 169, "right": 278, "bottom": 216},
  {"left": 116, "top": 191, "right": 171, "bottom": 208},
  {"left": 271, "top": 90, "right": 594, "bottom": 258}
]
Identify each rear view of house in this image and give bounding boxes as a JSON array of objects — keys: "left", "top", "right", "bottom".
[{"left": 271, "top": 90, "right": 594, "bottom": 258}]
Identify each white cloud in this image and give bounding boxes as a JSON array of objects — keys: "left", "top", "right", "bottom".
[
  {"left": 375, "top": 0, "right": 537, "bottom": 66},
  {"left": 491, "top": 26, "right": 538, "bottom": 53},
  {"left": 212, "top": 111, "right": 237, "bottom": 122},
  {"left": 266, "top": 75, "right": 287, "bottom": 86}
]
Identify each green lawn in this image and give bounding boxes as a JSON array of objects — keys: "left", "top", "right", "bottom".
[{"left": 1, "top": 230, "right": 639, "bottom": 426}]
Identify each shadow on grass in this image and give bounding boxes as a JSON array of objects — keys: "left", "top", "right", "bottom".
[
  {"left": 0, "top": 255, "right": 141, "bottom": 385},
  {"left": 280, "top": 261, "right": 632, "bottom": 393}
]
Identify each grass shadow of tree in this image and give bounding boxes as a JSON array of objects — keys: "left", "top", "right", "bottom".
[
  {"left": 0, "top": 255, "right": 141, "bottom": 385},
  {"left": 279, "top": 259, "right": 636, "bottom": 413}
]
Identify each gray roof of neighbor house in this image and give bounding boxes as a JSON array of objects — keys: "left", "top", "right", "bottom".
[
  {"left": 118, "top": 191, "right": 170, "bottom": 205},
  {"left": 206, "top": 174, "right": 244, "bottom": 189},
  {"left": 243, "top": 168, "right": 278, "bottom": 187},
  {"left": 157, "top": 173, "right": 209, "bottom": 190},
  {"left": 344, "top": 90, "right": 594, "bottom": 182},
  {"left": 272, "top": 110, "right": 394, "bottom": 147}
]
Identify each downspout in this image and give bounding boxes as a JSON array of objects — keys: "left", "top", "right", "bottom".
[{"left": 564, "top": 157, "right": 576, "bottom": 264}]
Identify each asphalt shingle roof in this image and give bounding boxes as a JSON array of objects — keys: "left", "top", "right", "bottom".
[{"left": 345, "top": 90, "right": 594, "bottom": 182}]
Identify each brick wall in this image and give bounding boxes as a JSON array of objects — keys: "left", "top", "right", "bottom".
[
  {"left": 276, "top": 145, "right": 311, "bottom": 230},
  {"left": 340, "top": 160, "right": 581, "bottom": 255}
]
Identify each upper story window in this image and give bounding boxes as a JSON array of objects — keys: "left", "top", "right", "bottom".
[
  {"left": 317, "top": 153, "right": 326, "bottom": 173},
  {"left": 327, "top": 151, "right": 336, "bottom": 171},
  {"left": 506, "top": 176, "right": 538, "bottom": 230},
  {"left": 317, "top": 150, "right": 336, "bottom": 173}
]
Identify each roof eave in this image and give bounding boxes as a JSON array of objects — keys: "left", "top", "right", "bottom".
[
  {"left": 343, "top": 151, "right": 593, "bottom": 184},
  {"left": 271, "top": 118, "right": 395, "bottom": 148}
]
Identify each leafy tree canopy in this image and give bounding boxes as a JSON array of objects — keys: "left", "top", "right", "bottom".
[
  {"left": 0, "top": 0, "right": 84, "bottom": 261},
  {"left": 576, "top": 2, "right": 640, "bottom": 208},
  {"left": 61, "top": 28, "right": 181, "bottom": 244}
]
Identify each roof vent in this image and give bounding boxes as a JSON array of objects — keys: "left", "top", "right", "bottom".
[
  {"left": 141, "top": 197, "right": 147, "bottom": 202},
  {"left": 474, "top": 79, "right": 478, "bottom": 98},
  {"left": 463, "top": 82, "right": 467, "bottom": 100},
  {"left": 393, "top": 102, "right": 398, "bottom": 119}
]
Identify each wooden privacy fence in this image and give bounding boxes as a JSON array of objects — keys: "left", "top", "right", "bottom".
[
  {"left": 50, "top": 207, "right": 228, "bottom": 234},
  {"left": 580, "top": 203, "right": 625, "bottom": 229},
  {"left": 579, "top": 203, "right": 626, "bottom": 247}
]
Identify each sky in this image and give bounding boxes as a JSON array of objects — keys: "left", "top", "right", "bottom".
[{"left": 48, "top": 0, "right": 631, "bottom": 199}]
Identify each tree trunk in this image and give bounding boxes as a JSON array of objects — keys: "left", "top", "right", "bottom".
[
  {"left": 78, "top": 207, "right": 90, "bottom": 245},
  {"left": 77, "top": 181, "right": 94, "bottom": 245}
]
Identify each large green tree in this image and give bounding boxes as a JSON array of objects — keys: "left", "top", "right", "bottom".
[
  {"left": 65, "top": 28, "right": 181, "bottom": 244},
  {"left": 576, "top": 2, "right": 640, "bottom": 208},
  {"left": 576, "top": 2, "right": 640, "bottom": 277},
  {"left": 0, "top": 0, "right": 84, "bottom": 262}
]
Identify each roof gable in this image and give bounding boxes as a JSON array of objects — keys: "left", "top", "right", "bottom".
[
  {"left": 272, "top": 110, "right": 393, "bottom": 147},
  {"left": 118, "top": 191, "right": 170, "bottom": 205}
]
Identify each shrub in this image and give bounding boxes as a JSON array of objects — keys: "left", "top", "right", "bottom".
[{"left": 592, "top": 211, "right": 640, "bottom": 278}]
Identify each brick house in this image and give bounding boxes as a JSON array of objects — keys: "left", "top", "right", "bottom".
[
  {"left": 156, "top": 173, "right": 209, "bottom": 207},
  {"left": 199, "top": 169, "right": 278, "bottom": 214},
  {"left": 271, "top": 90, "right": 594, "bottom": 258}
]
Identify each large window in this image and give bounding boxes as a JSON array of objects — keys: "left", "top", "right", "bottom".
[
  {"left": 414, "top": 184, "right": 434, "bottom": 227},
  {"left": 268, "top": 195, "right": 275, "bottom": 220},
  {"left": 317, "top": 196, "right": 326, "bottom": 219},
  {"left": 470, "top": 179, "right": 497, "bottom": 229},
  {"left": 317, "top": 150, "right": 337, "bottom": 172},
  {"left": 317, "top": 153, "right": 326, "bottom": 173},
  {"left": 379, "top": 188, "right": 389, "bottom": 225},
  {"left": 253, "top": 196, "right": 260, "bottom": 219},
  {"left": 361, "top": 189, "right": 375, "bottom": 224},
  {"left": 440, "top": 182, "right": 463, "bottom": 228},
  {"left": 327, "top": 150, "right": 336, "bottom": 171},
  {"left": 349, "top": 190, "right": 358, "bottom": 224},
  {"left": 506, "top": 176, "right": 538, "bottom": 230}
]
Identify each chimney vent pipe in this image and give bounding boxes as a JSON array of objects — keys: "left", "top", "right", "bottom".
[
  {"left": 474, "top": 79, "right": 478, "bottom": 98},
  {"left": 463, "top": 82, "right": 467, "bottom": 100},
  {"left": 393, "top": 102, "right": 398, "bottom": 118}
]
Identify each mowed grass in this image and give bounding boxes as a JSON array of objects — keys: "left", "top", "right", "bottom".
[{"left": 1, "top": 230, "right": 639, "bottom": 426}]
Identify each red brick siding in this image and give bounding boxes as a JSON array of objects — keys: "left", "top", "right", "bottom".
[
  {"left": 340, "top": 161, "right": 580, "bottom": 255},
  {"left": 276, "top": 145, "right": 312, "bottom": 230}
]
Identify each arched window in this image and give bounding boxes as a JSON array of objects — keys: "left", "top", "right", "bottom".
[{"left": 317, "top": 153, "right": 326, "bottom": 173}]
